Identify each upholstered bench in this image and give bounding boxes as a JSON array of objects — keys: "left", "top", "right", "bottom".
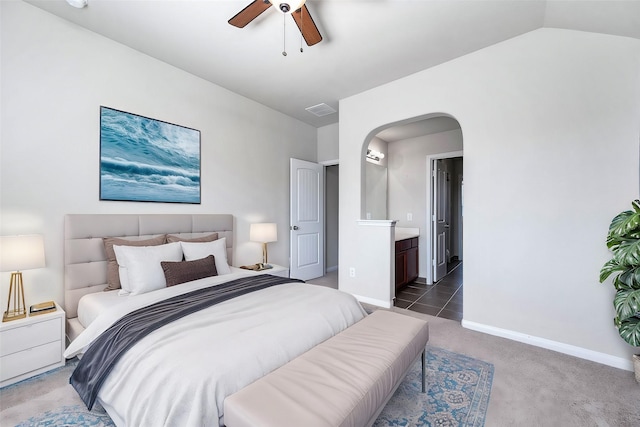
[{"left": 223, "top": 310, "right": 430, "bottom": 427}]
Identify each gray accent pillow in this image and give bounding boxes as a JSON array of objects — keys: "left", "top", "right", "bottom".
[
  {"left": 161, "top": 255, "right": 218, "bottom": 287},
  {"left": 166, "top": 232, "right": 218, "bottom": 243},
  {"left": 103, "top": 235, "right": 166, "bottom": 291}
]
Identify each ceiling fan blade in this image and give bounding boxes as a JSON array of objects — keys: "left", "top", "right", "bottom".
[
  {"left": 291, "top": 4, "right": 322, "bottom": 46},
  {"left": 228, "top": 0, "right": 272, "bottom": 28}
]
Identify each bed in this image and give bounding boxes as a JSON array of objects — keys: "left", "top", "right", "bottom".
[{"left": 63, "top": 214, "right": 367, "bottom": 427}]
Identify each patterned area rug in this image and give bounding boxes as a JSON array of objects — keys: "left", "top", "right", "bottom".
[
  {"left": 15, "top": 405, "right": 113, "bottom": 427},
  {"left": 2, "top": 347, "right": 493, "bottom": 427},
  {"left": 375, "top": 347, "right": 494, "bottom": 427}
]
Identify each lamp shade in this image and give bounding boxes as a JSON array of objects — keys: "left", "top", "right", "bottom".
[
  {"left": 250, "top": 223, "right": 277, "bottom": 243},
  {"left": 0, "top": 235, "right": 46, "bottom": 272}
]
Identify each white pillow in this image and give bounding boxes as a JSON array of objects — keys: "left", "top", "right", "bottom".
[
  {"left": 113, "top": 242, "right": 183, "bottom": 296},
  {"left": 180, "top": 237, "right": 231, "bottom": 275}
]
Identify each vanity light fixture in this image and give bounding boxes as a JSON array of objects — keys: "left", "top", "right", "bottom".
[{"left": 367, "top": 149, "right": 385, "bottom": 162}]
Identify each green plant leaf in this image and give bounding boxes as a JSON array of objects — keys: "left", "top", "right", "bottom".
[
  {"left": 600, "top": 259, "right": 626, "bottom": 283},
  {"left": 602, "top": 201, "right": 640, "bottom": 348},
  {"left": 607, "top": 233, "right": 640, "bottom": 251},
  {"left": 612, "top": 239, "right": 640, "bottom": 267},
  {"left": 614, "top": 276, "right": 640, "bottom": 292},
  {"left": 618, "top": 266, "right": 640, "bottom": 289},
  {"left": 608, "top": 208, "right": 640, "bottom": 235},
  {"left": 606, "top": 201, "right": 640, "bottom": 248},
  {"left": 615, "top": 315, "right": 640, "bottom": 347},
  {"left": 613, "top": 276, "right": 630, "bottom": 291},
  {"left": 613, "top": 288, "right": 640, "bottom": 321}
]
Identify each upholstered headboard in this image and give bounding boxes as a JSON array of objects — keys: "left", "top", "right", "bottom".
[{"left": 64, "top": 214, "right": 234, "bottom": 333}]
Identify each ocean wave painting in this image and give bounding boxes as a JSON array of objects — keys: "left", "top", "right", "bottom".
[{"left": 100, "top": 107, "right": 201, "bottom": 203}]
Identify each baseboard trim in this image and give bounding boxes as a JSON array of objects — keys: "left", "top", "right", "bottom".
[
  {"left": 354, "top": 294, "right": 392, "bottom": 309},
  {"left": 461, "top": 320, "right": 634, "bottom": 372},
  {"left": 325, "top": 265, "right": 338, "bottom": 273}
]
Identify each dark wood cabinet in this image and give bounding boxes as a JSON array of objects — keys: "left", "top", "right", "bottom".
[
  {"left": 395, "top": 237, "right": 419, "bottom": 291},
  {"left": 395, "top": 251, "right": 407, "bottom": 288}
]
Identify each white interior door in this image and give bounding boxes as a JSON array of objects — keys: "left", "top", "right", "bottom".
[
  {"left": 433, "top": 159, "right": 449, "bottom": 282},
  {"left": 290, "top": 158, "right": 324, "bottom": 280}
]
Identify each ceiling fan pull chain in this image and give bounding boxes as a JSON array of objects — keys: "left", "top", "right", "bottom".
[
  {"left": 282, "top": 13, "right": 287, "bottom": 56},
  {"left": 300, "top": 8, "right": 304, "bottom": 52}
]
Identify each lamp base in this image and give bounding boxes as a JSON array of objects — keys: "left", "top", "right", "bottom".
[
  {"left": 3, "top": 309, "right": 27, "bottom": 322},
  {"left": 3, "top": 272, "right": 27, "bottom": 323},
  {"left": 262, "top": 242, "right": 269, "bottom": 266}
]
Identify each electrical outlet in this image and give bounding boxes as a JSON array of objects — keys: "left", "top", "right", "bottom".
[
  {"left": 407, "top": 213, "right": 413, "bottom": 221},
  {"left": 349, "top": 267, "right": 356, "bottom": 277},
  {"left": 366, "top": 212, "right": 371, "bottom": 220}
]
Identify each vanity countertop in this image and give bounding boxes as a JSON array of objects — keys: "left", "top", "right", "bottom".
[{"left": 395, "top": 227, "right": 419, "bottom": 242}]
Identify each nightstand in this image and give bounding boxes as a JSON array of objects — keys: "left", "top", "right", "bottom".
[
  {"left": 0, "top": 303, "right": 65, "bottom": 387},
  {"left": 266, "top": 264, "right": 289, "bottom": 278},
  {"left": 240, "top": 264, "right": 290, "bottom": 279}
]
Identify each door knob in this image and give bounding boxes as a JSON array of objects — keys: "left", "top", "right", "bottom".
[{"left": 291, "top": 225, "right": 299, "bottom": 230}]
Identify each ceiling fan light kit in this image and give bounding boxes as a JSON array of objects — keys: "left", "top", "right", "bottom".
[
  {"left": 229, "top": 0, "right": 322, "bottom": 53},
  {"left": 66, "top": 0, "right": 88, "bottom": 8},
  {"left": 273, "top": 0, "right": 306, "bottom": 14}
]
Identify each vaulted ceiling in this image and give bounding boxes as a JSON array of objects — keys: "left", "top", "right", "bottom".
[{"left": 25, "top": 0, "right": 640, "bottom": 130}]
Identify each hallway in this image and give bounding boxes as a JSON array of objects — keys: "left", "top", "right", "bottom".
[{"left": 394, "top": 262, "right": 463, "bottom": 321}]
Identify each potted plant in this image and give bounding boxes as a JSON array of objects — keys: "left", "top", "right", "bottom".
[{"left": 599, "top": 199, "right": 640, "bottom": 383}]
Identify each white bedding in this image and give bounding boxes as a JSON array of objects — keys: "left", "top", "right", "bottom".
[
  {"left": 77, "top": 289, "right": 121, "bottom": 329},
  {"left": 76, "top": 267, "right": 251, "bottom": 329},
  {"left": 65, "top": 272, "right": 367, "bottom": 427}
]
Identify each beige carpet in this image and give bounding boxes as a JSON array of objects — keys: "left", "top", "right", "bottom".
[
  {"left": 372, "top": 305, "right": 640, "bottom": 426},
  {"left": 2, "top": 305, "right": 639, "bottom": 426}
]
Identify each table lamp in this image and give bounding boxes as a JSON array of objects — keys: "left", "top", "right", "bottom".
[
  {"left": 250, "top": 223, "right": 277, "bottom": 267},
  {"left": 0, "top": 235, "right": 46, "bottom": 322}
]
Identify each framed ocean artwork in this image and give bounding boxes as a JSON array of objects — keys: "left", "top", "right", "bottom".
[{"left": 99, "top": 106, "right": 201, "bottom": 204}]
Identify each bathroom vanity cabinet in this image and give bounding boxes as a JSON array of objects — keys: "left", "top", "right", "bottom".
[{"left": 395, "top": 237, "right": 418, "bottom": 291}]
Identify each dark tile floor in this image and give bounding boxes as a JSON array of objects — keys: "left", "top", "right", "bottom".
[{"left": 394, "top": 261, "right": 463, "bottom": 321}]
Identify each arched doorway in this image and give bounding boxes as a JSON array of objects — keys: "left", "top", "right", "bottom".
[{"left": 364, "top": 115, "right": 464, "bottom": 321}]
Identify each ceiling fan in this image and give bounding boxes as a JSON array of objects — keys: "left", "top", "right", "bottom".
[{"left": 228, "top": 0, "right": 323, "bottom": 47}]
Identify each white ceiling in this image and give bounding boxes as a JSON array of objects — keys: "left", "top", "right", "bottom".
[
  {"left": 376, "top": 116, "right": 462, "bottom": 142},
  {"left": 24, "top": 0, "right": 640, "bottom": 136}
]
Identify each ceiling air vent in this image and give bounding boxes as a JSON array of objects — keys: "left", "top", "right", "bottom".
[{"left": 305, "top": 103, "right": 337, "bottom": 117}]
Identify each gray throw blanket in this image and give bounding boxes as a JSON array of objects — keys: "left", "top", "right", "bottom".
[{"left": 70, "top": 274, "right": 302, "bottom": 410}]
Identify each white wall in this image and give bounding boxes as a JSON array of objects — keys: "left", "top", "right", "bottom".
[
  {"left": 0, "top": 2, "right": 316, "bottom": 309},
  {"left": 364, "top": 136, "right": 389, "bottom": 220},
  {"left": 339, "top": 28, "right": 640, "bottom": 369},
  {"left": 317, "top": 122, "right": 339, "bottom": 163},
  {"left": 388, "top": 129, "right": 463, "bottom": 276},
  {"left": 364, "top": 163, "right": 388, "bottom": 220}
]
